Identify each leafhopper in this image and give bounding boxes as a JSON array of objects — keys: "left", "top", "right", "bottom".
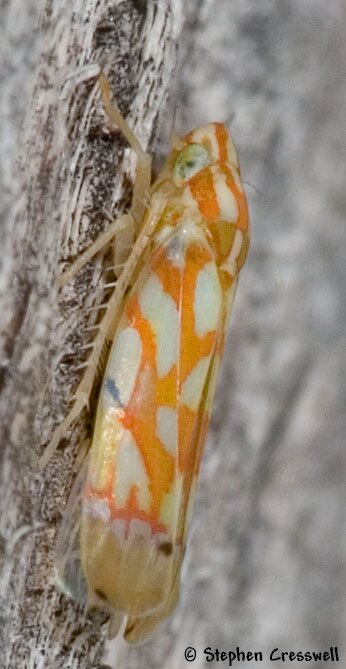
[{"left": 44, "top": 75, "right": 249, "bottom": 644}]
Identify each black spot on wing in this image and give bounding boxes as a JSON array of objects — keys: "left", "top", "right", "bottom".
[
  {"left": 105, "top": 377, "right": 124, "bottom": 406},
  {"left": 95, "top": 589, "right": 108, "bottom": 602},
  {"left": 158, "top": 541, "right": 173, "bottom": 556}
]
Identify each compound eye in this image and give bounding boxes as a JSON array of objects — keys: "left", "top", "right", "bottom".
[{"left": 173, "top": 144, "right": 211, "bottom": 182}]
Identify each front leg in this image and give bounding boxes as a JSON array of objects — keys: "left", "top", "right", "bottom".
[
  {"left": 98, "top": 73, "right": 152, "bottom": 225},
  {"left": 59, "top": 75, "right": 152, "bottom": 286},
  {"left": 58, "top": 213, "right": 133, "bottom": 286}
]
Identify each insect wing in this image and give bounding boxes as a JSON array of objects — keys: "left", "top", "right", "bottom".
[
  {"left": 79, "top": 220, "right": 227, "bottom": 636},
  {"left": 123, "top": 226, "right": 237, "bottom": 643},
  {"left": 54, "top": 458, "right": 89, "bottom": 605}
]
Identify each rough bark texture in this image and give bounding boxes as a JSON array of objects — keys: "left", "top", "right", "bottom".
[{"left": 1, "top": 1, "right": 345, "bottom": 668}]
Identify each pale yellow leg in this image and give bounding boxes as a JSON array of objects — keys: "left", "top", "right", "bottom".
[
  {"left": 41, "top": 78, "right": 158, "bottom": 466},
  {"left": 112, "top": 215, "right": 136, "bottom": 280},
  {"left": 98, "top": 73, "right": 152, "bottom": 225},
  {"left": 59, "top": 74, "right": 152, "bottom": 286},
  {"left": 40, "top": 192, "right": 167, "bottom": 467},
  {"left": 58, "top": 214, "right": 133, "bottom": 287}
]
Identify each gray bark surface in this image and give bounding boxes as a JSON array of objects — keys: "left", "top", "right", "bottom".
[{"left": 1, "top": 1, "right": 345, "bottom": 668}]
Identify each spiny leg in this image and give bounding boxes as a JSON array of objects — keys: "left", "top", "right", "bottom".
[
  {"left": 58, "top": 214, "right": 133, "bottom": 287},
  {"left": 40, "top": 193, "right": 167, "bottom": 467},
  {"left": 98, "top": 73, "right": 152, "bottom": 225},
  {"left": 59, "top": 75, "right": 152, "bottom": 286},
  {"left": 41, "top": 81, "right": 158, "bottom": 467}
]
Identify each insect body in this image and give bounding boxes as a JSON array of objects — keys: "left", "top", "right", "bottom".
[{"left": 51, "top": 77, "right": 249, "bottom": 644}]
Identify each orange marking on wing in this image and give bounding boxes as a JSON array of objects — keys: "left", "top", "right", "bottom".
[
  {"left": 151, "top": 239, "right": 218, "bottom": 383},
  {"left": 87, "top": 234, "right": 223, "bottom": 530},
  {"left": 151, "top": 245, "right": 182, "bottom": 308},
  {"left": 178, "top": 403, "right": 210, "bottom": 480},
  {"left": 215, "top": 123, "right": 229, "bottom": 163},
  {"left": 178, "top": 405, "right": 196, "bottom": 472},
  {"left": 156, "top": 366, "right": 177, "bottom": 407},
  {"left": 180, "top": 241, "right": 218, "bottom": 382},
  {"left": 85, "top": 484, "right": 168, "bottom": 535},
  {"left": 175, "top": 240, "right": 220, "bottom": 475},
  {"left": 121, "top": 295, "right": 175, "bottom": 519},
  {"left": 115, "top": 485, "right": 167, "bottom": 536},
  {"left": 189, "top": 168, "right": 220, "bottom": 221}
]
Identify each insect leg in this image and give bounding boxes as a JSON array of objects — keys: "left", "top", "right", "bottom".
[
  {"left": 111, "top": 213, "right": 136, "bottom": 280},
  {"left": 41, "top": 193, "right": 166, "bottom": 467},
  {"left": 58, "top": 214, "right": 133, "bottom": 287},
  {"left": 58, "top": 76, "right": 153, "bottom": 287},
  {"left": 98, "top": 73, "right": 152, "bottom": 225}
]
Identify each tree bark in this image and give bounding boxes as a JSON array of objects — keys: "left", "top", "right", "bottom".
[
  {"left": 0, "top": 1, "right": 181, "bottom": 667},
  {"left": 1, "top": 1, "right": 346, "bottom": 668}
]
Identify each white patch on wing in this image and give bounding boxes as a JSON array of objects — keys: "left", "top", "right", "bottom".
[
  {"left": 114, "top": 430, "right": 151, "bottom": 512},
  {"left": 129, "top": 519, "right": 151, "bottom": 539},
  {"left": 165, "top": 235, "right": 186, "bottom": 269},
  {"left": 156, "top": 406, "right": 178, "bottom": 456},
  {"left": 84, "top": 498, "right": 111, "bottom": 524},
  {"left": 181, "top": 355, "right": 212, "bottom": 411},
  {"left": 105, "top": 327, "right": 142, "bottom": 407},
  {"left": 214, "top": 171, "right": 238, "bottom": 222},
  {"left": 229, "top": 229, "right": 244, "bottom": 263},
  {"left": 159, "top": 475, "right": 184, "bottom": 529},
  {"left": 194, "top": 261, "right": 222, "bottom": 337},
  {"left": 111, "top": 519, "right": 126, "bottom": 542},
  {"left": 88, "top": 411, "right": 124, "bottom": 491},
  {"left": 139, "top": 273, "right": 179, "bottom": 378}
]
